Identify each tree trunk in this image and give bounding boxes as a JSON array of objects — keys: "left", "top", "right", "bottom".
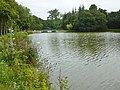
[
  {"left": 4, "top": 19, "right": 7, "bottom": 34},
  {"left": 1, "top": 19, "right": 3, "bottom": 35},
  {"left": 4, "top": 19, "right": 6, "bottom": 35}
]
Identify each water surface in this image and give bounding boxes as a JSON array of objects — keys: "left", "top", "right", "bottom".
[{"left": 29, "top": 32, "right": 120, "bottom": 90}]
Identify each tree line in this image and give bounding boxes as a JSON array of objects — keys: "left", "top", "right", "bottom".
[
  {"left": 0, "top": 0, "right": 46, "bottom": 35},
  {"left": 0, "top": 0, "right": 31, "bottom": 35},
  {"left": 45, "top": 4, "right": 120, "bottom": 32},
  {"left": 62, "top": 4, "right": 108, "bottom": 32},
  {"left": 0, "top": 0, "right": 120, "bottom": 33}
]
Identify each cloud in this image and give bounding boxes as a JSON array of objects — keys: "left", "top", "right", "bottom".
[{"left": 16, "top": 0, "right": 120, "bottom": 19}]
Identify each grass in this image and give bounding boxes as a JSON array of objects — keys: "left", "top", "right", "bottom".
[
  {"left": 59, "top": 29, "right": 120, "bottom": 33},
  {"left": 106, "top": 29, "right": 120, "bottom": 32}
]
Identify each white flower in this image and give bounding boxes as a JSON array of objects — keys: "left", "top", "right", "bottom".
[
  {"left": 11, "top": 30, "right": 14, "bottom": 32},
  {"left": 13, "top": 38, "right": 15, "bottom": 40},
  {"left": 8, "top": 29, "right": 11, "bottom": 31}
]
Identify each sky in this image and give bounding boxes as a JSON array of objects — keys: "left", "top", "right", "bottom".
[{"left": 15, "top": 0, "right": 120, "bottom": 20}]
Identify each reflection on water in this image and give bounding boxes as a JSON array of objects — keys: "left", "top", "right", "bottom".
[{"left": 29, "top": 32, "right": 120, "bottom": 90}]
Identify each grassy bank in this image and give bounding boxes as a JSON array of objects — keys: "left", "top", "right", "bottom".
[
  {"left": 59, "top": 29, "right": 120, "bottom": 33},
  {"left": 0, "top": 31, "right": 50, "bottom": 90},
  {"left": 106, "top": 29, "right": 120, "bottom": 32}
]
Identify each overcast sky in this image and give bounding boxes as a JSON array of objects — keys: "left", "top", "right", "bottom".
[{"left": 15, "top": 0, "right": 120, "bottom": 20}]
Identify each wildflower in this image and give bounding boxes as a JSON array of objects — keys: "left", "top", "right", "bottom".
[{"left": 11, "top": 30, "right": 14, "bottom": 33}]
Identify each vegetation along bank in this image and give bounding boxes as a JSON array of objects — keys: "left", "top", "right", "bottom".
[
  {"left": 0, "top": 31, "right": 50, "bottom": 90},
  {"left": 0, "top": 0, "right": 120, "bottom": 89},
  {"left": 0, "top": 0, "right": 50, "bottom": 89}
]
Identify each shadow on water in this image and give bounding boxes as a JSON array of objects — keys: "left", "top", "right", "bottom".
[{"left": 29, "top": 32, "right": 120, "bottom": 90}]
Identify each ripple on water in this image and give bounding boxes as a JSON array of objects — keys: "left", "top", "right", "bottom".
[{"left": 29, "top": 32, "right": 120, "bottom": 90}]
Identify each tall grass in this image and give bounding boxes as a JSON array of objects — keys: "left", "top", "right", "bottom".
[{"left": 0, "top": 31, "right": 50, "bottom": 90}]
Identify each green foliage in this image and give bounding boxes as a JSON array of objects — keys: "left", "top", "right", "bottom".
[
  {"left": 16, "top": 5, "right": 31, "bottom": 30},
  {"left": 106, "top": 29, "right": 120, "bottom": 32},
  {"left": 107, "top": 10, "right": 120, "bottom": 29},
  {"left": 89, "top": 4, "right": 97, "bottom": 11},
  {"left": 0, "top": 61, "right": 14, "bottom": 89},
  {"left": 62, "top": 4, "right": 108, "bottom": 32},
  {"left": 47, "top": 9, "right": 60, "bottom": 20},
  {"left": 0, "top": 32, "right": 50, "bottom": 90},
  {"left": 46, "top": 9, "right": 62, "bottom": 29},
  {"left": 59, "top": 77, "right": 69, "bottom": 90},
  {"left": 66, "top": 24, "right": 73, "bottom": 30},
  {"left": 30, "top": 15, "right": 44, "bottom": 30},
  {"left": 98, "top": 8, "right": 107, "bottom": 15},
  {"left": 0, "top": 0, "right": 32, "bottom": 35}
]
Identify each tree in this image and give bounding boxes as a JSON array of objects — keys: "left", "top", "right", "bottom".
[
  {"left": 62, "top": 12, "right": 72, "bottom": 30},
  {"left": 77, "top": 10, "right": 96, "bottom": 32},
  {"left": 0, "top": 1, "right": 10, "bottom": 35},
  {"left": 99, "top": 8, "right": 107, "bottom": 15},
  {"left": 16, "top": 5, "right": 31, "bottom": 31},
  {"left": 66, "top": 24, "right": 73, "bottom": 30},
  {"left": 61, "top": 4, "right": 107, "bottom": 32},
  {"left": 0, "top": 0, "right": 32, "bottom": 35},
  {"left": 0, "top": 0, "right": 18, "bottom": 35},
  {"left": 107, "top": 10, "right": 120, "bottom": 29},
  {"left": 47, "top": 9, "right": 60, "bottom": 20},
  {"left": 30, "top": 15, "right": 43, "bottom": 30},
  {"left": 47, "top": 9, "right": 61, "bottom": 29},
  {"left": 89, "top": 4, "right": 97, "bottom": 11},
  {"left": 90, "top": 10, "right": 107, "bottom": 31}
]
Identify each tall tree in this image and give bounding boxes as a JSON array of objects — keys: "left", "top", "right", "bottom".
[
  {"left": 16, "top": 5, "right": 31, "bottom": 31},
  {"left": 47, "top": 9, "right": 60, "bottom": 20},
  {"left": 89, "top": 4, "right": 97, "bottom": 11},
  {"left": 0, "top": 0, "right": 32, "bottom": 35},
  {"left": 61, "top": 4, "right": 107, "bottom": 32},
  {"left": 47, "top": 9, "right": 61, "bottom": 29},
  {"left": 30, "top": 15, "right": 43, "bottom": 30},
  {"left": 107, "top": 10, "right": 120, "bottom": 29},
  {"left": 99, "top": 8, "right": 107, "bottom": 15},
  {"left": 0, "top": 0, "right": 18, "bottom": 35}
]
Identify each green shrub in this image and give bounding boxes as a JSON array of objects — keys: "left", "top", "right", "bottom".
[
  {"left": 0, "top": 32, "right": 50, "bottom": 90},
  {"left": 66, "top": 24, "right": 73, "bottom": 30}
]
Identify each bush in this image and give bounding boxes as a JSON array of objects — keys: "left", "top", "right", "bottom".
[
  {"left": 0, "top": 32, "right": 50, "bottom": 90},
  {"left": 66, "top": 24, "right": 73, "bottom": 30}
]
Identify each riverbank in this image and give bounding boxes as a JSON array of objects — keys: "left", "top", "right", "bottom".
[
  {"left": 0, "top": 32, "right": 50, "bottom": 90},
  {"left": 106, "top": 29, "right": 120, "bottom": 32},
  {"left": 60, "top": 29, "right": 120, "bottom": 33},
  {"left": 28, "top": 29, "right": 120, "bottom": 34}
]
